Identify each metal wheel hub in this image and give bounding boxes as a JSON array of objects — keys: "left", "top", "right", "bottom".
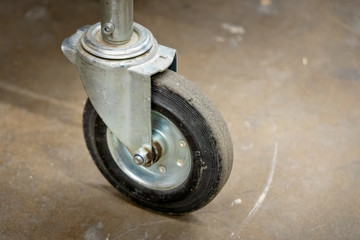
[{"left": 107, "top": 111, "right": 192, "bottom": 190}]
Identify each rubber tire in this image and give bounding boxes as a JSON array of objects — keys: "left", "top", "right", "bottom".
[{"left": 83, "top": 70, "right": 233, "bottom": 214}]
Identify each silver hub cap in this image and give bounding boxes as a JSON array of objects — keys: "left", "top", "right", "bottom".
[{"left": 107, "top": 111, "right": 192, "bottom": 190}]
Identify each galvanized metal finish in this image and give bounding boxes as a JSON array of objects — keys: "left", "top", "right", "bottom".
[
  {"left": 107, "top": 111, "right": 192, "bottom": 190},
  {"left": 100, "top": 0, "right": 133, "bottom": 44},
  {"left": 62, "top": 27, "right": 176, "bottom": 161},
  {"left": 61, "top": 0, "right": 176, "bottom": 163},
  {"left": 80, "top": 22, "right": 153, "bottom": 60}
]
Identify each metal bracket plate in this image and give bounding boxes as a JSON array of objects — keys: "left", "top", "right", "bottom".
[{"left": 61, "top": 24, "right": 176, "bottom": 158}]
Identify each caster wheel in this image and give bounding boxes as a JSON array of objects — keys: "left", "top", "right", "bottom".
[{"left": 83, "top": 70, "right": 233, "bottom": 214}]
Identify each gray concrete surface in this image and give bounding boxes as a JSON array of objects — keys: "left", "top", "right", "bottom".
[{"left": 1, "top": 0, "right": 360, "bottom": 239}]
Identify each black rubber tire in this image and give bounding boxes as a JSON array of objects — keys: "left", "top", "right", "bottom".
[{"left": 83, "top": 70, "right": 233, "bottom": 214}]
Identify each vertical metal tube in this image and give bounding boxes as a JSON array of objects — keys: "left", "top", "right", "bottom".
[{"left": 100, "top": 0, "right": 133, "bottom": 45}]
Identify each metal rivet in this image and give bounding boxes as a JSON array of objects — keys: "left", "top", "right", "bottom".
[
  {"left": 179, "top": 140, "right": 187, "bottom": 148},
  {"left": 176, "top": 159, "right": 184, "bottom": 166},
  {"left": 158, "top": 165, "right": 166, "bottom": 174}
]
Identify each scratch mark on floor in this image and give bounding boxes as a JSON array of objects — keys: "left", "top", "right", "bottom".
[
  {"left": 115, "top": 220, "right": 173, "bottom": 239},
  {"left": 154, "top": 231, "right": 164, "bottom": 240},
  {"left": 308, "top": 224, "right": 327, "bottom": 232},
  {"left": 325, "top": 11, "right": 360, "bottom": 38},
  {"left": 232, "top": 142, "right": 279, "bottom": 238},
  {"left": 0, "top": 82, "right": 82, "bottom": 112},
  {"left": 84, "top": 222, "right": 104, "bottom": 240},
  {"left": 268, "top": 119, "right": 277, "bottom": 132},
  {"left": 244, "top": 120, "right": 252, "bottom": 129},
  {"left": 241, "top": 141, "right": 254, "bottom": 150},
  {"left": 222, "top": 23, "right": 246, "bottom": 35}
]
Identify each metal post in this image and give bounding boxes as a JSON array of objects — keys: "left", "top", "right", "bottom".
[{"left": 100, "top": 0, "right": 133, "bottom": 45}]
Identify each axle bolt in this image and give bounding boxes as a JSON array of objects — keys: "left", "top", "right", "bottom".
[
  {"left": 134, "top": 155, "right": 144, "bottom": 165},
  {"left": 133, "top": 147, "right": 151, "bottom": 166}
]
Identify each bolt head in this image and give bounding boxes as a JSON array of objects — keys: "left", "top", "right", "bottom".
[{"left": 102, "top": 22, "right": 115, "bottom": 35}]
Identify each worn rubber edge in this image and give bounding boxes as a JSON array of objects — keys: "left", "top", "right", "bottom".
[{"left": 152, "top": 70, "right": 234, "bottom": 194}]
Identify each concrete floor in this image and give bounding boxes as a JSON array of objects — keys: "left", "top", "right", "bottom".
[{"left": 1, "top": 0, "right": 360, "bottom": 239}]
